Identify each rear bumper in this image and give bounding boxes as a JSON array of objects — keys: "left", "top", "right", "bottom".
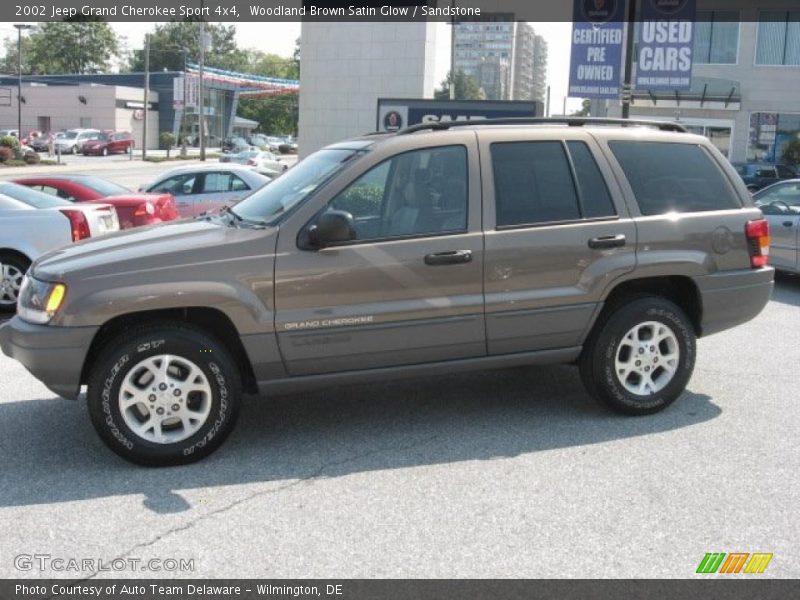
[
  {"left": 694, "top": 267, "right": 774, "bottom": 337},
  {"left": 0, "top": 317, "right": 98, "bottom": 400}
]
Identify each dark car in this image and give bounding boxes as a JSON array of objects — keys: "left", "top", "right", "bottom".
[{"left": 732, "top": 163, "right": 797, "bottom": 192}]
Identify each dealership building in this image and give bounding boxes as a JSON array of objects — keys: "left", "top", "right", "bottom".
[{"left": 605, "top": 7, "right": 800, "bottom": 163}]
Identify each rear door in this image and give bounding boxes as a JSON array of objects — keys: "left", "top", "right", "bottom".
[
  {"left": 480, "top": 129, "right": 636, "bottom": 355},
  {"left": 193, "top": 171, "right": 253, "bottom": 215},
  {"left": 273, "top": 136, "right": 485, "bottom": 375}
]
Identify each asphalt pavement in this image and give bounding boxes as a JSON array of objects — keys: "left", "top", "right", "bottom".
[{"left": 0, "top": 274, "right": 797, "bottom": 578}]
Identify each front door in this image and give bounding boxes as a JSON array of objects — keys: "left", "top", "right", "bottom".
[
  {"left": 274, "top": 141, "right": 486, "bottom": 375},
  {"left": 756, "top": 182, "right": 800, "bottom": 271}
]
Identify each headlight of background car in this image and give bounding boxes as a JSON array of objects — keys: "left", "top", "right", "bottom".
[{"left": 17, "top": 275, "right": 67, "bottom": 325}]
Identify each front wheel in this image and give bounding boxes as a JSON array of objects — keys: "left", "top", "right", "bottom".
[
  {"left": 87, "top": 323, "right": 242, "bottom": 466},
  {"left": 579, "top": 296, "right": 696, "bottom": 415},
  {"left": 0, "top": 253, "right": 30, "bottom": 312}
]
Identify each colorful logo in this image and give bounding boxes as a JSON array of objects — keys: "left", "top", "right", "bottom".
[{"left": 696, "top": 553, "right": 773, "bottom": 574}]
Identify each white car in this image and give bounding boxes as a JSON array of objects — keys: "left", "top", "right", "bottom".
[
  {"left": 0, "top": 182, "right": 119, "bottom": 311},
  {"left": 219, "top": 150, "right": 288, "bottom": 177},
  {"left": 140, "top": 164, "right": 271, "bottom": 218},
  {"left": 54, "top": 129, "right": 101, "bottom": 154}
]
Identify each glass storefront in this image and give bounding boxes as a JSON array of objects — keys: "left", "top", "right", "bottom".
[
  {"left": 748, "top": 112, "right": 800, "bottom": 162},
  {"left": 181, "top": 89, "right": 232, "bottom": 147},
  {"left": 684, "top": 124, "right": 733, "bottom": 157}
]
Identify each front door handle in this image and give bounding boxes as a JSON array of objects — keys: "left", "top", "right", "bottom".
[
  {"left": 783, "top": 221, "right": 794, "bottom": 228},
  {"left": 588, "top": 234, "right": 626, "bottom": 249},
  {"left": 424, "top": 250, "right": 472, "bottom": 266}
]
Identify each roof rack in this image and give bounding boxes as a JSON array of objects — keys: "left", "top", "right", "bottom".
[{"left": 397, "top": 117, "right": 688, "bottom": 135}]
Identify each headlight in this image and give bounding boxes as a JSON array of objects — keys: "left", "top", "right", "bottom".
[{"left": 17, "top": 275, "right": 67, "bottom": 325}]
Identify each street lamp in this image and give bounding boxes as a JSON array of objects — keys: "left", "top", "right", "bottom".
[{"left": 13, "top": 24, "right": 32, "bottom": 140}]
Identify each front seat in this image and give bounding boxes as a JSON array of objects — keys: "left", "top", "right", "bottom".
[{"left": 388, "top": 168, "right": 430, "bottom": 236}]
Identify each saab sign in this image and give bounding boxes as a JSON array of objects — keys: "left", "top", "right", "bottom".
[{"left": 376, "top": 99, "right": 542, "bottom": 133}]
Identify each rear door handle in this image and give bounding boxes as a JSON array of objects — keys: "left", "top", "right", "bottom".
[
  {"left": 424, "top": 250, "right": 472, "bottom": 266},
  {"left": 588, "top": 234, "right": 626, "bottom": 249},
  {"left": 783, "top": 221, "right": 794, "bottom": 228}
]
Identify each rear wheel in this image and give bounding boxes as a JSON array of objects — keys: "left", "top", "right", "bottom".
[
  {"left": 87, "top": 323, "right": 242, "bottom": 466},
  {"left": 579, "top": 296, "right": 696, "bottom": 415},
  {"left": 0, "top": 253, "right": 30, "bottom": 312}
]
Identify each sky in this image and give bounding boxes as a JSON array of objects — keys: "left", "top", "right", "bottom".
[{"left": 110, "top": 21, "right": 583, "bottom": 114}]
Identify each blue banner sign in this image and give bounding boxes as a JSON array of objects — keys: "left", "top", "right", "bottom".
[
  {"left": 568, "top": 0, "right": 625, "bottom": 99},
  {"left": 636, "top": 0, "right": 696, "bottom": 91}
]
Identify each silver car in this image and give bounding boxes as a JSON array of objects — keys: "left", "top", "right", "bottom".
[
  {"left": 219, "top": 150, "right": 287, "bottom": 176},
  {"left": 54, "top": 129, "right": 101, "bottom": 154},
  {"left": 0, "top": 182, "right": 118, "bottom": 311},
  {"left": 141, "top": 164, "right": 272, "bottom": 218},
  {"left": 753, "top": 179, "right": 800, "bottom": 273}
]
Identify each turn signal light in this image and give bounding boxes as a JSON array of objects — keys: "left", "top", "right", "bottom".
[{"left": 45, "top": 284, "right": 66, "bottom": 312}]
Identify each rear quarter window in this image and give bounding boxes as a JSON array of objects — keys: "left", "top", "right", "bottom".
[{"left": 610, "top": 142, "right": 741, "bottom": 216}]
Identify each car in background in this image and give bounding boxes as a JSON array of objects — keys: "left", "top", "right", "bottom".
[
  {"left": 0, "top": 182, "right": 119, "bottom": 311},
  {"left": 278, "top": 137, "right": 298, "bottom": 154},
  {"left": 753, "top": 179, "right": 800, "bottom": 274},
  {"left": 219, "top": 150, "right": 287, "bottom": 176},
  {"left": 54, "top": 129, "right": 101, "bottom": 154},
  {"left": 13, "top": 175, "right": 178, "bottom": 229},
  {"left": 140, "top": 164, "right": 271, "bottom": 217},
  {"left": 264, "top": 136, "right": 283, "bottom": 152},
  {"left": 27, "top": 133, "right": 50, "bottom": 153},
  {"left": 221, "top": 137, "right": 252, "bottom": 154},
  {"left": 81, "top": 131, "right": 135, "bottom": 156},
  {"left": 0, "top": 129, "right": 18, "bottom": 138},
  {"left": 732, "top": 162, "right": 797, "bottom": 192},
  {"left": 247, "top": 133, "right": 268, "bottom": 147}
]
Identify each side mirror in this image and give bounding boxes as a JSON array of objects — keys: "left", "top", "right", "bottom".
[{"left": 307, "top": 210, "right": 356, "bottom": 248}]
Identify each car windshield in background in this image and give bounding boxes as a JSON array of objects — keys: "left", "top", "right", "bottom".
[
  {"left": 77, "top": 177, "right": 131, "bottom": 196},
  {"left": 63, "top": 132, "right": 78, "bottom": 139},
  {"left": 0, "top": 183, "right": 71, "bottom": 209},
  {"left": 233, "top": 147, "right": 367, "bottom": 224}
]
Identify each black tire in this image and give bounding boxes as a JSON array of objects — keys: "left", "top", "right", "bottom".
[
  {"left": 579, "top": 296, "right": 696, "bottom": 415},
  {"left": 87, "top": 323, "right": 242, "bottom": 466},
  {"left": 0, "top": 252, "right": 30, "bottom": 313}
]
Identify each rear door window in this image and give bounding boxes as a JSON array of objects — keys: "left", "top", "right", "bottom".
[
  {"left": 566, "top": 142, "right": 616, "bottom": 219},
  {"left": 609, "top": 142, "right": 741, "bottom": 215},
  {"left": 491, "top": 141, "right": 581, "bottom": 227}
]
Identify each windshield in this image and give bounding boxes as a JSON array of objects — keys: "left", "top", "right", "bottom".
[
  {"left": 0, "top": 183, "right": 71, "bottom": 209},
  {"left": 63, "top": 131, "right": 78, "bottom": 139},
  {"left": 76, "top": 177, "right": 131, "bottom": 196},
  {"left": 233, "top": 148, "right": 365, "bottom": 224}
]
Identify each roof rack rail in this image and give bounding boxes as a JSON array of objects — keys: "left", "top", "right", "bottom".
[{"left": 397, "top": 117, "right": 688, "bottom": 135}]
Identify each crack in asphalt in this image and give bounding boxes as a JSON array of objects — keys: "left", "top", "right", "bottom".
[{"left": 74, "top": 432, "right": 442, "bottom": 582}]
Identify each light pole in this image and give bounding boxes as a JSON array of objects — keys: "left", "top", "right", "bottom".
[{"left": 13, "top": 24, "right": 32, "bottom": 139}]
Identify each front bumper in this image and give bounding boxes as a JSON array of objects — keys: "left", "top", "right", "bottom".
[{"left": 0, "top": 316, "right": 98, "bottom": 400}]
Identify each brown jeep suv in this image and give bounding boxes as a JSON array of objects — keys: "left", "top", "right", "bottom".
[{"left": 0, "top": 118, "right": 774, "bottom": 466}]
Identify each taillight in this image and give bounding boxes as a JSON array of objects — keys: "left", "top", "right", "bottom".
[
  {"left": 246, "top": 159, "right": 257, "bottom": 166},
  {"left": 745, "top": 219, "right": 770, "bottom": 268},
  {"left": 59, "top": 209, "right": 91, "bottom": 241},
  {"left": 134, "top": 202, "right": 155, "bottom": 217}
]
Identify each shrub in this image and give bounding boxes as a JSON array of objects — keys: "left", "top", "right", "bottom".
[
  {"left": 0, "top": 146, "right": 13, "bottom": 163},
  {"left": 4, "top": 159, "right": 27, "bottom": 167},
  {"left": 0, "top": 135, "right": 20, "bottom": 151},
  {"left": 39, "top": 159, "right": 58, "bottom": 166},
  {"left": 335, "top": 184, "right": 384, "bottom": 218},
  {"left": 159, "top": 132, "right": 176, "bottom": 158},
  {"left": 23, "top": 151, "right": 40, "bottom": 165}
]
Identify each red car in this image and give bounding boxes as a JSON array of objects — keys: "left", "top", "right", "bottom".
[
  {"left": 81, "top": 131, "right": 135, "bottom": 156},
  {"left": 13, "top": 175, "right": 179, "bottom": 229}
]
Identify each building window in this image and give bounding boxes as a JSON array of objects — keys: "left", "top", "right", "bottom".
[
  {"left": 756, "top": 11, "right": 800, "bottom": 65},
  {"left": 748, "top": 113, "right": 800, "bottom": 162},
  {"left": 694, "top": 12, "right": 739, "bottom": 64},
  {"left": 79, "top": 117, "right": 92, "bottom": 128}
]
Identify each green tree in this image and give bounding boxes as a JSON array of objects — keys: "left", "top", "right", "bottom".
[
  {"left": 782, "top": 138, "right": 800, "bottom": 166},
  {"left": 570, "top": 99, "right": 592, "bottom": 117},
  {"left": 126, "top": 22, "right": 248, "bottom": 73},
  {"left": 25, "top": 22, "right": 119, "bottom": 74},
  {"left": 434, "top": 70, "right": 486, "bottom": 101},
  {"left": 0, "top": 35, "right": 33, "bottom": 75}
]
